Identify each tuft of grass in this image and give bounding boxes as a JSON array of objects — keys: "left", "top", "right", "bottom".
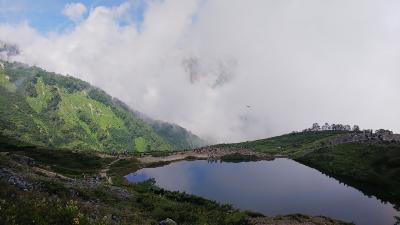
[
  {"left": 108, "top": 158, "right": 141, "bottom": 186},
  {"left": 17, "top": 147, "right": 113, "bottom": 178}
]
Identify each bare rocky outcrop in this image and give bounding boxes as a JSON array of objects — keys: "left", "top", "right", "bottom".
[
  {"left": 10, "top": 154, "right": 35, "bottom": 166},
  {"left": 326, "top": 131, "right": 400, "bottom": 146},
  {"left": 0, "top": 168, "right": 35, "bottom": 191}
]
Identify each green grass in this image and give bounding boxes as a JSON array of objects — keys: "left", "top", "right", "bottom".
[
  {"left": 215, "top": 131, "right": 349, "bottom": 156},
  {"left": 0, "top": 69, "right": 16, "bottom": 92},
  {"left": 56, "top": 90, "right": 129, "bottom": 150},
  {"left": 32, "top": 117, "right": 50, "bottom": 136},
  {"left": 134, "top": 137, "right": 147, "bottom": 152},
  {"left": 16, "top": 147, "right": 112, "bottom": 178},
  {"left": 297, "top": 143, "right": 400, "bottom": 207},
  {"left": 108, "top": 158, "right": 142, "bottom": 186},
  {"left": 0, "top": 182, "right": 95, "bottom": 225},
  {"left": 59, "top": 91, "right": 126, "bottom": 131},
  {"left": 26, "top": 78, "right": 53, "bottom": 113}
]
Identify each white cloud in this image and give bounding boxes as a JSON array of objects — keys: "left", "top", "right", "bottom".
[
  {"left": 62, "top": 2, "right": 87, "bottom": 22},
  {"left": 1, "top": 0, "right": 400, "bottom": 143}
]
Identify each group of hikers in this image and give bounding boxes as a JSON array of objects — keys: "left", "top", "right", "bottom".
[{"left": 111, "top": 149, "right": 130, "bottom": 156}]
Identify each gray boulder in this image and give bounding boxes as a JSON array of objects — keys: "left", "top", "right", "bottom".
[{"left": 159, "top": 218, "right": 177, "bottom": 225}]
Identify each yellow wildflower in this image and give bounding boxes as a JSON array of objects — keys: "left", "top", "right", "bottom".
[{"left": 73, "top": 217, "right": 80, "bottom": 225}]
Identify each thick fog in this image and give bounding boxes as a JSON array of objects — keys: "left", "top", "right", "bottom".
[{"left": 1, "top": 0, "right": 400, "bottom": 143}]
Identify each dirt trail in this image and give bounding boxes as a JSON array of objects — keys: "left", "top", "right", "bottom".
[
  {"left": 33, "top": 167, "right": 73, "bottom": 181},
  {"left": 138, "top": 152, "right": 209, "bottom": 164},
  {"left": 99, "top": 157, "right": 121, "bottom": 184},
  {"left": 95, "top": 152, "right": 116, "bottom": 159}
]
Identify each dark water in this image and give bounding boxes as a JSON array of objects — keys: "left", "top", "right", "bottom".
[{"left": 126, "top": 159, "right": 399, "bottom": 225}]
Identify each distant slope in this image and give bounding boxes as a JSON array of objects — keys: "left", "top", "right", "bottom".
[
  {"left": 297, "top": 143, "right": 400, "bottom": 207},
  {"left": 0, "top": 60, "right": 204, "bottom": 152},
  {"left": 149, "top": 121, "right": 206, "bottom": 150},
  {"left": 214, "top": 131, "right": 349, "bottom": 156},
  {"left": 133, "top": 111, "right": 207, "bottom": 150}
]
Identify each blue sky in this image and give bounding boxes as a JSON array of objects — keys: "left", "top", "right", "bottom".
[{"left": 0, "top": 0, "right": 147, "bottom": 33}]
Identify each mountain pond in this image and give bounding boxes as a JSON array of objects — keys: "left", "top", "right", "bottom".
[{"left": 126, "top": 158, "right": 399, "bottom": 225}]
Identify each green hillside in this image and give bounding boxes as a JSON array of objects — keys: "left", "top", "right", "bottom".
[
  {"left": 0, "top": 60, "right": 204, "bottom": 152},
  {"left": 215, "top": 130, "right": 348, "bottom": 157},
  {"left": 137, "top": 113, "right": 207, "bottom": 150},
  {"left": 297, "top": 143, "right": 400, "bottom": 208}
]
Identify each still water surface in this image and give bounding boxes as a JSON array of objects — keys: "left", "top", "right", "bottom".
[{"left": 126, "top": 158, "right": 398, "bottom": 225}]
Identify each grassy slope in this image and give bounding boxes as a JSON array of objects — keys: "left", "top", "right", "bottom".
[
  {"left": 215, "top": 131, "right": 348, "bottom": 156},
  {"left": 144, "top": 119, "right": 207, "bottom": 150},
  {"left": 26, "top": 78, "right": 53, "bottom": 112},
  {"left": 0, "top": 69, "right": 16, "bottom": 92},
  {"left": 0, "top": 60, "right": 204, "bottom": 152},
  {"left": 0, "top": 135, "right": 350, "bottom": 225},
  {"left": 296, "top": 143, "right": 400, "bottom": 208}
]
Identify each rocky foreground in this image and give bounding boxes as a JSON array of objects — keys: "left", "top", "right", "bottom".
[{"left": 0, "top": 143, "right": 352, "bottom": 225}]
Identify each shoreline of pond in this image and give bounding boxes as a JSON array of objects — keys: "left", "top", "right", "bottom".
[{"left": 137, "top": 148, "right": 281, "bottom": 166}]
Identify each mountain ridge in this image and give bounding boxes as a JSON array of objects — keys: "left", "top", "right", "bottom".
[{"left": 0, "top": 60, "right": 205, "bottom": 152}]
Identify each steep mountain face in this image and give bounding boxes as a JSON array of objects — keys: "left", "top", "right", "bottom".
[
  {"left": 0, "top": 60, "right": 204, "bottom": 152},
  {"left": 138, "top": 114, "right": 207, "bottom": 150}
]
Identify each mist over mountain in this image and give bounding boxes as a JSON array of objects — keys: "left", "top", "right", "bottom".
[
  {"left": 0, "top": 60, "right": 205, "bottom": 152},
  {"left": 0, "top": 41, "right": 19, "bottom": 60},
  {"left": 1, "top": 0, "right": 400, "bottom": 143},
  {"left": 182, "top": 57, "right": 237, "bottom": 88}
]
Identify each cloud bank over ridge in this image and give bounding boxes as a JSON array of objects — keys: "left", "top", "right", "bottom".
[{"left": 1, "top": 0, "right": 400, "bottom": 143}]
